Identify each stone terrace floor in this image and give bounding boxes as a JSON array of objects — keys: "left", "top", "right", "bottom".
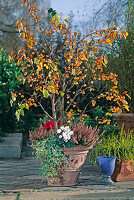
[{"left": 0, "top": 141, "right": 134, "bottom": 199}]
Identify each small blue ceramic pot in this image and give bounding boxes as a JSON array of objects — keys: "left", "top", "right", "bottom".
[{"left": 97, "top": 156, "right": 117, "bottom": 184}]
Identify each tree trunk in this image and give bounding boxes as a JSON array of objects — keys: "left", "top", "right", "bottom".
[
  {"left": 60, "top": 96, "right": 64, "bottom": 126},
  {"left": 52, "top": 94, "right": 58, "bottom": 133},
  {"left": 60, "top": 76, "right": 65, "bottom": 125}
]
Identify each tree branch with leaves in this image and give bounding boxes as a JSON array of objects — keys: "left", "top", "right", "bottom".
[{"left": 10, "top": 1, "right": 130, "bottom": 133}]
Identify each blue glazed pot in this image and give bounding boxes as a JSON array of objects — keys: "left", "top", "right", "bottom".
[{"left": 97, "top": 156, "right": 117, "bottom": 185}]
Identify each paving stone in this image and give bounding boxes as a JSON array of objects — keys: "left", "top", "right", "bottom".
[
  {"left": 0, "top": 133, "right": 23, "bottom": 158},
  {"left": 0, "top": 193, "right": 17, "bottom": 200},
  {"left": 19, "top": 189, "right": 134, "bottom": 200}
]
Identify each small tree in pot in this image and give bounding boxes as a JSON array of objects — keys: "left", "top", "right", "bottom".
[{"left": 9, "top": 1, "right": 130, "bottom": 186}]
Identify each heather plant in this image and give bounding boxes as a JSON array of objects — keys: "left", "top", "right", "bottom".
[
  {"left": 9, "top": 1, "right": 130, "bottom": 133},
  {"left": 29, "top": 120, "right": 61, "bottom": 141},
  {"left": 71, "top": 123, "right": 104, "bottom": 146}
]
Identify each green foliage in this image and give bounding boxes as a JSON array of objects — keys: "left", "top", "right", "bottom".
[
  {"left": 16, "top": 110, "right": 39, "bottom": 138},
  {"left": 106, "top": 1, "right": 134, "bottom": 112},
  {"left": 0, "top": 49, "right": 22, "bottom": 136},
  {"left": 92, "top": 108, "right": 119, "bottom": 137},
  {"left": 66, "top": 108, "right": 119, "bottom": 137},
  {"left": 56, "top": 136, "right": 74, "bottom": 148},
  {"left": 0, "top": 49, "right": 38, "bottom": 137},
  {"left": 82, "top": 108, "right": 119, "bottom": 137},
  {"left": 0, "top": 49, "right": 22, "bottom": 94},
  {"left": 32, "top": 135, "right": 71, "bottom": 182},
  {"left": 89, "top": 125, "right": 134, "bottom": 167},
  {"left": 38, "top": 115, "right": 51, "bottom": 128},
  {"left": 102, "top": 123, "right": 119, "bottom": 137}
]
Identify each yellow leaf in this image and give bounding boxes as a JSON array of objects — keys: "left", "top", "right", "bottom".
[
  {"left": 124, "top": 31, "right": 128, "bottom": 39},
  {"left": 15, "top": 110, "right": 20, "bottom": 121},
  {"left": 48, "top": 86, "right": 55, "bottom": 93},
  {"left": 55, "top": 19, "right": 60, "bottom": 25},
  {"left": 29, "top": 40, "right": 33, "bottom": 46},
  {"left": 73, "top": 41, "right": 77, "bottom": 46},
  {"left": 54, "top": 14, "right": 61, "bottom": 25},
  {"left": 124, "top": 104, "right": 129, "bottom": 111},
  {"left": 83, "top": 46, "right": 88, "bottom": 49},
  {"left": 8, "top": 55, "right": 11, "bottom": 63},
  {"left": 44, "top": 64, "right": 49, "bottom": 69},
  {"left": 51, "top": 17, "right": 54, "bottom": 21},
  {"left": 23, "top": 77, "right": 26, "bottom": 85},
  {"left": 43, "top": 87, "right": 45, "bottom": 96},
  {"left": 44, "top": 90, "right": 49, "bottom": 98},
  {"left": 94, "top": 34, "right": 99, "bottom": 37},
  {"left": 106, "top": 38, "right": 113, "bottom": 46},
  {"left": 17, "top": 60, "right": 20, "bottom": 66},
  {"left": 72, "top": 68, "right": 75, "bottom": 75},
  {"left": 25, "top": 103, "right": 29, "bottom": 110},
  {"left": 20, "top": 33, "right": 26, "bottom": 39},
  {"left": 55, "top": 13, "right": 61, "bottom": 20},
  {"left": 125, "top": 31, "right": 128, "bottom": 37},
  {"left": 53, "top": 65, "right": 58, "bottom": 71},
  {"left": 87, "top": 38, "right": 92, "bottom": 43},
  {"left": 114, "top": 90, "right": 119, "bottom": 94},
  {"left": 126, "top": 93, "right": 131, "bottom": 99},
  {"left": 102, "top": 62, "right": 107, "bottom": 68},
  {"left": 104, "top": 55, "right": 108, "bottom": 64},
  {"left": 64, "top": 18, "right": 69, "bottom": 23},
  {"left": 95, "top": 116, "right": 98, "bottom": 120}
]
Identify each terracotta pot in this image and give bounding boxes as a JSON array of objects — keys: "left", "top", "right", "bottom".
[
  {"left": 111, "top": 159, "right": 134, "bottom": 181},
  {"left": 47, "top": 145, "right": 92, "bottom": 186},
  {"left": 113, "top": 113, "right": 134, "bottom": 134},
  {"left": 47, "top": 170, "right": 80, "bottom": 186}
]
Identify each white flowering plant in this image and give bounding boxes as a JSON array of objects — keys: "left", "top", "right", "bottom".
[{"left": 56, "top": 126, "right": 74, "bottom": 148}]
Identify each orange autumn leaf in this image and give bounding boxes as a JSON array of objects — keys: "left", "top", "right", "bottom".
[
  {"left": 35, "top": 27, "right": 40, "bottom": 31},
  {"left": 91, "top": 100, "right": 96, "bottom": 107}
]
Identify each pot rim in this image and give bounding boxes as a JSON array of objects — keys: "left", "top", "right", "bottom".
[
  {"left": 62, "top": 144, "right": 93, "bottom": 152},
  {"left": 97, "top": 156, "right": 117, "bottom": 159}
]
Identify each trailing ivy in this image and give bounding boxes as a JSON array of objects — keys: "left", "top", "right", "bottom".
[{"left": 32, "top": 135, "right": 71, "bottom": 182}]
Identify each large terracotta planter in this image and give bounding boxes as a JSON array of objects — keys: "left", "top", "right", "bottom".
[
  {"left": 47, "top": 145, "right": 92, "bottom": 186},
  {"left": 113, "top": 113, "right": 134, "bottom": 134},
  {"left": 111, "top": 160, "right": 134, "bottom": 181}
]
